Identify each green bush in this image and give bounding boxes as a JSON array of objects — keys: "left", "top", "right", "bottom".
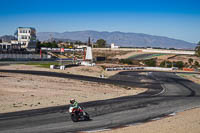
[
  {"left": 160, "top": 60, "right": 184, "bottom": 69},
  {"left": 119, "top": 59, "right": 133, "bottom": 65},
  {"left": 143, "top": 59, "right": 157, "bottom": 67}
]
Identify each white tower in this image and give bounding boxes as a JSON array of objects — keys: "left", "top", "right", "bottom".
[
  {"left": 17, "top": 27, "right": 36, "bottom": 50},
  {"left": 81, "top": 47, "right": 95, "bottom": 66},
  {"left": 85, "top": 47, "right": 93, "bottom": 60}
]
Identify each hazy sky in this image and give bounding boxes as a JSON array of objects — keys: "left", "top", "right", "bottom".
[{"left": 0, "top": 0, "right": 199, "bottom": 43}]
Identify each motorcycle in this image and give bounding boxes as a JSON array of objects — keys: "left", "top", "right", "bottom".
[{"left": 69, "top": 106, "right": 90, "bottom": 122}]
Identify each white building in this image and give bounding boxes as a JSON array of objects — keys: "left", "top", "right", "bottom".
[
  {"left": 0, "top": 42, "right": 12, "bottom": 50},
  {"left": 111, "top": 43, "right": 119, "bottom": 49},
  {"left": 14, "top": 27, "right": 37, "bottom": 51},
  {"left": 0, "top": 27, "right": 37, "bottom": 51},
  {"left": 0, "top": 38, "right": 21, "bottom": 51}
]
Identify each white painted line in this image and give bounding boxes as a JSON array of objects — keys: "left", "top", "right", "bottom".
[
  {"left": 151, "top": 84, "right": 166, "bottom": 96},
  {"left": 168, "top": 112, "right": 176, "bottom": 116},
  {"left": 83, "top": 128, "right": 111, "bottom": 133}
]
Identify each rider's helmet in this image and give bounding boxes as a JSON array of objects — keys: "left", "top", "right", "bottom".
[{"left": 70, "top": 99, "right": 75, "bottom": 104}]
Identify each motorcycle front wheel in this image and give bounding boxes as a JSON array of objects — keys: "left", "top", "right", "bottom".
[{"left": 71, "top": 114, "right": 79, "bottom": 122}]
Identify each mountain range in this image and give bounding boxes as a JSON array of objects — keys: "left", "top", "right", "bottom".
[
  {"left": 1, "top": 31, "right": 196, "bottom": 49},
  {"left": 0, "top": 35, "right": 16, "bottom": 43},
  {"left": 37, "top": 31, "right": 196, "bottom": 49}
]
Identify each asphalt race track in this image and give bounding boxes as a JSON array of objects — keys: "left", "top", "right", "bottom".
[{"left": 0, "top": 70, "right": 200, "bottom": 133}]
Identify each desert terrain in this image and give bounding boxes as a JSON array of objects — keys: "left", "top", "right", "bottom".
[
  {"left": 99, "top": 107, "right": 200, "bottom": 133},
  {"left": 0, "top": 56, "right": 200, "bottom": 133},
  {"left": 0, "top": 64, "right": 147, "bottom": 113}
]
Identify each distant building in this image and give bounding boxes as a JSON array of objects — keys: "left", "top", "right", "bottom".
[
  {"left": 0, "top": 27, "right": 37, "bottom": 51},
  {"left": 76, "top": 45, "right": 88, "bottom": 49},
  {"left": 14, "top": 27, "right": 37, "bottom": 51},
  {"left": 0, "top": 42, "right": 21, "bottom": 51},
  {"left": 111, "top": 43, "right": 119, "bottom": 49}
]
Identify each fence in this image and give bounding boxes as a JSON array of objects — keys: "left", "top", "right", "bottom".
[{"left": 0, "top": 53, "right": 48, "bottom": 61}]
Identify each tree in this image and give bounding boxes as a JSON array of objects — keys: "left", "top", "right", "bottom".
[
  {"left": 51, "top": 41, "right": 58, "bottom": 48},
  {"left": 184, "top": 62, "right": 189, "bottom": 68},
  {"left": 96, "top": 39, "right": 106, "bottom": 48},
  {"left": 188, "top": 58, "right": 194, "bottom": 65},
  {"left": 36, "top": 40, "right": 41, "bottom": 49},
  {"left": 37, "top": 42, "right": 58, "bottom": 48},
  {"left": 174, "top": 61, "right": 184, "bottom": 69},
  {"left": 195, "top": 41, "right": 200, "bottom": 57},
  {"left": 160, "top": 60, "right": 172, "bottom": 68},
  {"left": 194, "top": 61, "right": 199, "bottom": 67}
]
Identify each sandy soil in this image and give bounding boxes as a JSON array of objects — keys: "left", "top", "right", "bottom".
[
  {"left": 168, "top": 55, "right": 200, "bottom": 64},
  {"left": 156, "top": 54, "right": 176, "bottom": 60},
  {"left": 0, "top": 64, "right": 120, "bottom": 78},
  {"left": 177, "top": 73, "right": 200, "bottom": 84},
  {"left": 0, "top": 64, "right": 147, "bottom": 113},
  {"left": 156, "top": 54, "right": 176, "bottom": 65},
  {"left": 98, "top": 107, "right": 200, "bottom": 133},
  {"left": 64, "top": 65, "right": 117, "bottom": 78}
]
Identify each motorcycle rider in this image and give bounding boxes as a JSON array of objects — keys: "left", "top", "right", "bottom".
[
  {"left": 70, "top": 99, "right": 86, "bottom": 116},
  {"left": 70, "top": 99, "right": 79, "bottom": 109}
]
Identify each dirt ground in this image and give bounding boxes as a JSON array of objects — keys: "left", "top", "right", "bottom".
[
  {"left": 99, "top": 107, "right": 200, "bottom": 133},
  {"left": 0, "top": 64, "right": 147, "bottom": 113},
  {"left": 177, "top": 73, "right": 200, "bottom": 84},
  {"left": 168, "top": 55, "right": 200, "bottom": 64}
]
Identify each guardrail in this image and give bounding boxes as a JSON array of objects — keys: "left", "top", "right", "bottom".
[
  {"left": 93, "top": 48, "right": 195, "bottom": 55},
  {"left": 105, "top": 67, "right": 175, "bottom": 71}
]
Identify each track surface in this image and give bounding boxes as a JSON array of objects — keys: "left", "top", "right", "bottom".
[
  {"left": 0, "top": 70, "right": 200, "bottom": 133},
  {"left": 128, "top": 53, "right": 157, "bottom": 60}
]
